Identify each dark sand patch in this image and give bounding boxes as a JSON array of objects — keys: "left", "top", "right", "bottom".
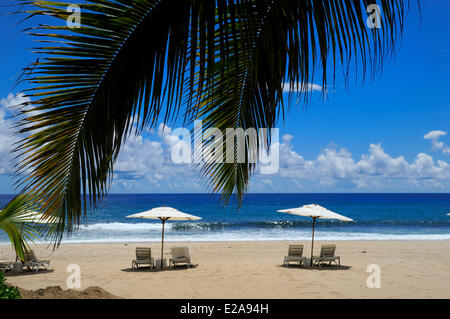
[{"left": 21, "top": 285, "right": 120, "bottom": 299}]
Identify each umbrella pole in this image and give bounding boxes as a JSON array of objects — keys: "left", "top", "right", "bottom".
[
  {"left": 311, "top": 217, "right": 317, "bottom": 266},
  {"left": 160, "top": 218, "right": 166, "bottom": 269}
]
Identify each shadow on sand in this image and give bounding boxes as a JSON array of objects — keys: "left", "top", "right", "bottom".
[
  {"left": 120, "top": 264, "right": 199, "bottom": 273},
  {"left": 277, "top": 264, "right": 351, "bottom": 271},
  {"left": 4, "top": 269, "right": 54, "bottom": 277}
]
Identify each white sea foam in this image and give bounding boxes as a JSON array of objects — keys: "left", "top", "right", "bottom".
[
  {"left": 59, "top": 233, "right": 450, "bottom": 243},
  {"left": 1, "top": 221, "right": 449, "bottom": 245},
  {"left": 77, "top": 222, "right": 169, "bottom": 231},
  {"left": 1, "top": 227, "right": 449, "bottom": 244}
]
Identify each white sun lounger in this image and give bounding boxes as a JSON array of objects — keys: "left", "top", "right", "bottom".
[
  {"left": 169, "top": 247, "right": 192, "bottom": 268},
  {"left": 0, "top": 261, "right": 13, "bottom": 272},
  {"left": 132, "top": 247, "right": 154, "bottom": 270},
  {"left": 312, "top": 244, "right": 340, "bottom": 267},
  {"left": 284, "top": 244, "right": 307, "bottom": 267},
  {"left": 23, "top": 250, "right": 50, "bottom": 272}
]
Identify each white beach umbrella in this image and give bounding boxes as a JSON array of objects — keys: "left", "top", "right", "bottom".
[
  {"left": 278, "top": 204, "right": 353, "bottom": 263},
  {"left": 16, "top": 211, "right": 62, "bottom": 224},
  {"left": 0, "top": 210, "right": 62, "bottom": 224},
  {"left": 126, "top": 207, "right": 201, "bottom": 266}
]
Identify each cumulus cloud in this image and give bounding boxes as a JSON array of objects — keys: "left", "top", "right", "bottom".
[
  {"left": 112, "top": 124, "right": 201, "bottom": 192},
  {"left": 1, "top": 91, "right": 449, "bottom": 194},
  {"left": 0, "top": 92, "right": 30, "bottom": 110},
  {"left": 424, "top": 130, "right": 450, "bottom": 154},
  {"left": 424, "top": 130, "right": 446, "bottom": 140},
  {"left": 264, "top": 134, "right": 450, "bottom": 191},
  {"left": 282, "top": 82, "right": 324, "bottom": 93},
  {"left": 157, "top": 123, "right": 180, "bottom": 146},
  {"left": 281, "top": 134, "right": 293, "bottom": 144},
  {"left": 0, "top": 93, "right": 28, "bottom": 175},
  {"left": 0, "top": 112, "right": 13, "bottom": 174},
  {"left": 114, "top": 128, "right": 450, "bottom": 193}
]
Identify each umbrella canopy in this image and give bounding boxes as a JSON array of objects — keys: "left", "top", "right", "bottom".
[
  {"left": 126, "top": 207, "right": 201, "bottom": 268},
  {"left": 127, "top": 207, "right": 202, "bottom": 221},
  {"left": 16, "top": 211, "right": 62, "bottom": 224},
  {"left": 278, "top": 204, "right": 353, "bottom": 265},
  {"left": 278, "top": 204, "right": 353, "bottom": 221}
]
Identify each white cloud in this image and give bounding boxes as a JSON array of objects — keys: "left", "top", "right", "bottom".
[
  {"left": 261, "top": 134, "right": 450, "bottom": 191},
  {"left": 157, "top": 123, "right": 179, "bottom": 146},
  {"left": 1, "top": 91, "right": 449, "bottom": 194},
  {"left": 0, "top": 93, "right": 29, "bottom": 175},
  {"left": 424, "top": 130, "right": 446, "bottom": 140},
  {"left": 424, "top": 130, "right": 450, "bottom": 154},
  {"left": 282, "top": 82, "right": 324, "bottom": 93},
  {"left": 0, "top": 116, "right": 14, "bottom": 174},
  {"left": 114, "top": 129, "right": 450, "bottom": 193},
  {"left": 112, "top": 124, "right": 202, "bottom": 193},
  {"left": 0, "top": 92, "right": 30, "bottom": 110},
  {"left": 281, "top": 134, "right": 293, "bottom": 144}
]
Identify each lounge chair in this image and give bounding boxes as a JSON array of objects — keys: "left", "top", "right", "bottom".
[
  {"left": 0, "top": 261, "right": 13, "bottom": 272},
  {"left": 283, "top": 244, "right": 307, "bottom": 267},
  {"left": 312, "top": 244, "right": 340, "bottom": 267},
  {"left": 169, "top": 247, "right": 191, "bottom": 268},
  {"left": 132, "top": 247, "right": 154, "bottom": 270},
  {"left": 23, "top": 250, "right": 50, "bottom": 272}
]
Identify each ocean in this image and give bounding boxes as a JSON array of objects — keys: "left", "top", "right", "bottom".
[{"left": 0, "top": 193, "right": 449, "bottom": 243}]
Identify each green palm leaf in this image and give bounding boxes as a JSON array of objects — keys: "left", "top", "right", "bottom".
[
  {"left": 12, "top": 0, "right": 410, "bottom": 243},
  {"left": 0, "top": 194, "right": 39, "bottom": 260}
]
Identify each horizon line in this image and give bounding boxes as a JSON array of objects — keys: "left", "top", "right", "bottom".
[{"left": 1, "top": 192, "right": 450, "bottom": 196}]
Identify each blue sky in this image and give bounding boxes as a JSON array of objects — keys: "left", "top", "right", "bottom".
[{"left": 0, "top": 1, "right": 449, "bottom": 194}]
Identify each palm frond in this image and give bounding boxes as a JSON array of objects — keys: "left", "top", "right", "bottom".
[
  {"left": 12, "top": 0, "right": 411, "bottom": 243},
  {"left": 15, "top": 0, "right": 199, "bottom": 243},
  {"left": 0, "top": 194, "right": 38, "bottom": 260},
  {"left": 193, "top": 0, "right": 408, "bottom": 204}
]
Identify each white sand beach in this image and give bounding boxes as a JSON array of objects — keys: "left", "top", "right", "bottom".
[{"left": 1, "top": 240, "right": 449, "bottom": 299}]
